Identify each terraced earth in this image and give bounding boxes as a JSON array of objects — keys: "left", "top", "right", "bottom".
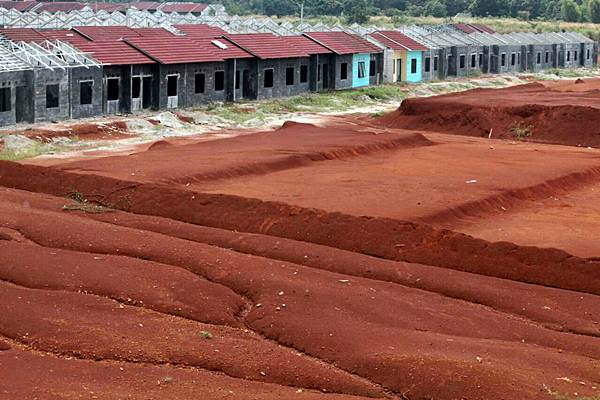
[{"left": 1, "top": 80, "right": 600, "bottom": 400}]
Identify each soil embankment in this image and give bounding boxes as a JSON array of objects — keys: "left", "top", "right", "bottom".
[{"left": 374, "top": 81, "right": 600, "bottom": 147}]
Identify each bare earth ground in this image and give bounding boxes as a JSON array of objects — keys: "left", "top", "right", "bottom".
[{"left": 1, "top": 78, "right": 600, "bottom": 400}]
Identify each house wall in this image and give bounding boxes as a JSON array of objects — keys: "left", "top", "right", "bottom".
[
  {"left": 381, "top": 48, "right": 395, "bottom": 83},
  {"left": 493, "top": 45, "right": 522, "bottom": 74},
  {"left": 581, "top": 43, "right": 596, "bottom": 67},
  {"left": 256, "top": 57, "right": 310, "bottom": 100},
  {"left": 351, "top": 53, "right": 370, "bottom": 88},
  {"left": 181, "top": 61, "right": 228, "bottom": 107},
  {"left": 404, "top": 50, "right": 422, "bottom": 83},
  {"left": 369, "top": 53, "right": 383, "bottom": 86},
  {"left": 421, "top": 49, "right": 442, "bottom": 81},
  {"left": 32, "top": 68, "right": 69, "bottom": 123},
  {"left": 102, "top": 65, "right": 129, "bottom": 114},
  {"left": 561, "top": 42, "right": 582, "bottom": 68},
  {"left": 230, "top": 58, "right": 257, "bottom": 100},
  {"left": 527, "top": 44, "right": 555, "bottom": 72},
  {"left": 0, "top": 70, "right": 32, "bottom": 126},
  {"left": 331, "top": 54, "right": 353, "bottom": 90},
  {"left": 69, "top": 66, "right": 103, "bottom": 120}
]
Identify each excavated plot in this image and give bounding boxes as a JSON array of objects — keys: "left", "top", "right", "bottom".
[
  {"left": 2, "top": 81, "right": 600, "bottom": 399},
  {"left": 0, "top": 185, "right": 599, "bottom": 399}
]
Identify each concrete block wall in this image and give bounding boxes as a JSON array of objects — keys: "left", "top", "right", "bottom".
[
  {"left": 255, "top": 57, "right": 311, "bottom": 100},
  {"left": 369, "top": 53, "right": 383, "bottom": 86},
  {"left": 32, "top": 68, "right": 69, "bottom": 123},
  {"left": 70, "top": 66, "right": 103, "bottom": 119},
  {"left": 0, "top": 70, "right": 32, "bottom": 125},
  {"left": 331, "top": 54, "right": 353, "bottom": 90}
]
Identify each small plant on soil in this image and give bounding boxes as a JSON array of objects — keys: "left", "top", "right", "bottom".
[
  {"left": 200, "top": 330, "right": 213, "bottom": 339},
  {"left": 510, "top": 123, "right": 533, "bottom": 140}
]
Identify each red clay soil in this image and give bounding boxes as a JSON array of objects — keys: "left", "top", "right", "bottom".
[
  {"left": 54, "top": 121, "right": 433, "bottom": 183},
  {"left": 14, "top": 120, "right": 129, "bottom": 142},
  {"left": 2, "top": 160, "right": 600, "bottom": 296},
  {"left": 0, "top": 185, "right": 599, "bottom": 399},
  {"left": 374, "top": 80, "right": 600, "bottom": 147},
  {"left": 1, "top": 105, "right": 600, "bottom": 398}
]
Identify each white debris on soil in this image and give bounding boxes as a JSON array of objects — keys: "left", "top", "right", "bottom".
[{"left": 1, "top": 134, "right": 37, "bottom": 152}]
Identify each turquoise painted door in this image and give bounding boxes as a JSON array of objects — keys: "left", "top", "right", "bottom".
[{"left": 352, "top": 53, "right": 370, "bottom": 88}]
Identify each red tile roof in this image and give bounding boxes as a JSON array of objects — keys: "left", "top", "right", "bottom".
[
  {"left": 225, "top": 33, "right": 309, "bottom": 59},
  {"left": 454, "top": 23, "right": 477, "bottom": 34},
  {"left": 87, "top": 2, "right": 129, "bottom": 12},
  {"left": 74, "top": 39, "right": 155, "bottom": 65},
  {"left": 133, "top": 27, "right": 177, "bottom": 38},
  {"left": 125, "top": 36, "right": 224, "bottom": 64},
  {"left": 282, "top": 35, "right": 332, "bottom": 55},
  {"left": 160, "top": 2, "right": 207, "bottom": 13},
  {"left": 304, "top": 31, "right": 381, "bottom": 55},
  {"left": 39, "top": 29, "right": 90, "bottom": 45},
  {"left": 196, "top": 37, "right": 253, "bottom": 59},
  {"left": 0, "top": 28, "right": 48, "bottom": 43},
  {"left": 371, "top": 31, "right": 429, "bottom": 51},
  {"left": 34, "top": 2, "right": 86, "bottom": 13},
  {"left": 174, "top": 23, "right": 227, "bottom": 39},
  {"left": 73, "top": 26, "right": 140, "bottom": 41},
  {"left": 471, "top": 23, "right": 495, "bottom": 34},
  {"left": 0, "top": 1, "right": 38, "bottom": 11},
  {"left": 129, "top": 1, "right": 161, "bottom": 11},
  {"left": 454, "top": 23, "right": 496, "bottom": 34}
]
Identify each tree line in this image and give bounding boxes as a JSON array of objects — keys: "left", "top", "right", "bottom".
[{"left": 208, "top": 0, "right": 600, "bottom": 24}]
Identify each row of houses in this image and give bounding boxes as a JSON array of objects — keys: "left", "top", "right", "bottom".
[
  {"left": 0, "top": 23, "right": 595, "bottom": 127},
  {"left": 0, "top": 1, "right": 226, "bottom": 16}
]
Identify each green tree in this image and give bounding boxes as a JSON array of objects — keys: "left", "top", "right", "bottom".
[
  {"left": 560, "top": 0, "right": 581, "bottom": 21},
  {"left": 424, "top": 0, "right": 448, "bottom": 16},
  {"left": 470, "top": 0, "right": 510, "bottom": 16},
  {"left": 343, "top": 0, "right": 374, "bottom": 23},
  {"left": 588, "top": 0, "right": 600, "bottom": 22}
]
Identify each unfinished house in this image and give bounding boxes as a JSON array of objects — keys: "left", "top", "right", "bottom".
[
  {"left": 469, "top": 32, "right": 523, "bottom": 74},
  {"left": 280, "top": 35, "right": 333, "bottom": 92},
  {"left": 399, "top": 26, "right": 443, "bottom": 81},
  {"left": 562, "top": 31, "right": 597, "bottom": 68},
  {"left": 368, "top": 30, "right": 429, "bottom": 83},
  {"left": 0, "top": 29, "right": 101, "bottom": 123},
  {"left": 225, "top": 33, "right": 311, "bottom": 100},
  {"left": 304, "top": 31, "right": 383, "bottom": 89}
]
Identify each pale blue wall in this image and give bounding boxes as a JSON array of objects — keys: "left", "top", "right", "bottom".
[
  {"left": 406, "top": 51, "right": 423, "bottom": 83},
  {"left": 352, "top": 53, "right": 370, "bottom": 88}
]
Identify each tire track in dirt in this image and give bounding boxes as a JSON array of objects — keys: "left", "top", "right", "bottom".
[{"left": 416, "top": 164, "right": 600, "bottom": 228}]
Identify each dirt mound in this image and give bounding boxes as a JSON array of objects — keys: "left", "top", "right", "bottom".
[
  {"left": 1, "top": 160, "right": 599, "bottom": 295},
  {"left": 15, "top": 120, "right": 129, "bottom": 142},
  {"left": 0, "top": 340, "right": 10, "bottom": 351},
  {"left": 374, "top": 82, "right": 600, "bottom": 147},
  {"left": 147, "top": 140, "right": 173, "bottom": 151},
  {"left": 276, "top": 120, "right": 317, "bottom": 131}
]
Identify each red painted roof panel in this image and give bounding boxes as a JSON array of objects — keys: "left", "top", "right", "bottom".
[
  {"left": 34, "top": 2, "right": 86, "bottom": 13},
  {"left": 304, "top": 31, "right": 381, "bottom": 55},
  {"left": 73, "top": 39, "right": 155, "bottom": 65},
  {"left": 39, "top": 29, "right": 91, "bottom": 45},
  {"left": 130, "top": 1, "right": 161, "bottom": 11},
  {"left": 0, "top": 28, "right": 48, "bottom": 43},
  {"left": 0, "top": 1, "right": 38, "bottom": 11},
  {"left": 225, "top": 33, "right": 309, "bottom": 59},
  {"left": 87, "top": 2, "right": 129, "bottom": 12},
  {"left": 372, "top": 30, "right": 429, "bottom": 51},
  {"left": 73, "top": 26, "right": 140, "bottom": 41},
  {"left": 282, "top": 35, "right": 332, "bottom": 55},
  {"left": 160, "top": 2, "right": 207, "bottom": 13},
  {"left": 125, "top": 36, "right": 224, "bottom": 64},
  {"left": 174, "top": 23, "right": 226, "bottom": 39},
  {"left": 471, "top": 23, "right": 496, "bottom": 34}
]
